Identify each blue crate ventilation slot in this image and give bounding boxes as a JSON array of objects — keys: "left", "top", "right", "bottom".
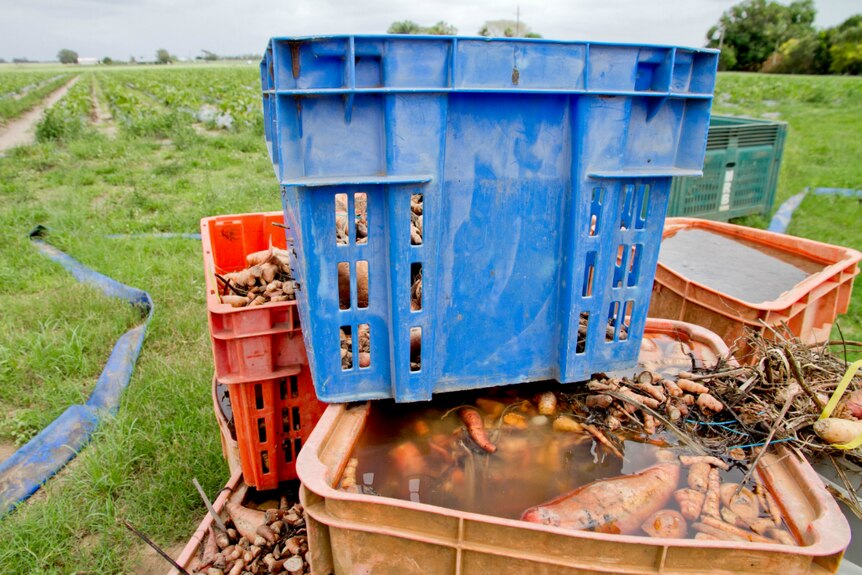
[{"left": 261, "top": 35, "right": 718, "bottom": 402}]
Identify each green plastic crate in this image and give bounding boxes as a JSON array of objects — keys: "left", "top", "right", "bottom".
[{"left": 668, "top": 115, "right": 787, "bottom": 221}]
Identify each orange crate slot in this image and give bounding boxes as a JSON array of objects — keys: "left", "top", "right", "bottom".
[
  {"left": 650, "top": 218, "right": 862, "bottom": 362},
  {"left": 220, "top": 368, "right": 325, "bottom": 490}
]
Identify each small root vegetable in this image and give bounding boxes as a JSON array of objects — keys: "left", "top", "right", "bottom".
[
  {"left": 719, "top": 483, "right": 759, "bottom": 522},
  {"left": 679, "top": 455, "right": 730, "bottom": 471},
  {"left": 661, "top": 379, "right": 684, "bottom": 398},
  {"left": 641, "top": 509, "right": 687, "bottom": 538},
  {"left": 681, "top": 394, "right": 695, "bottom": 406},
  {"left": 605, "top": 414, "right": 622, "bottom": 431},
  {"left": 813, "top": 417, "right": 862, "bottom": 445},
  {"left": 537, "top": 392, "right": 557, "bottom": 415},
  {"left": 677, "top": 378, "right": 709, "bottom": 394},
  {"left": 618, "top": 388, "right": 660, "bottom": 411},
  {"left": 256, "top": 523, "right": 277, "bottom": 545},
  {"left": 262, "top": 554, "right": 286, "bottom": 573},
  {"left": 634, "top": 383, "right": 667, "bottom": 404},
  {"left": 215, "top": 528, "right": 230, "bottom": 549},
  {"left": 476, "top": 398, "right": 505, "bottom": 418},
  {"left": 687, "top": 462, "right": 711, "bottom": 492},
  {"left": 221, "top": 295, "right": 248, "bottom": 307},
  {"left": 227, "top": 558, "right": 245, "bottom": 575},
  {"left": 585, "top": 394, "right": 613, "bottom": 409},
  {"left": 284, "top": 555, "right": 304, "bottom": 575},
  {"left": 838, "top": 389, "right": 862, "bottom": 420},
  {"left": 553, "top": 415, "right": 584, "bottom": 433},
  {"left": 201, "top": 526, "right": 219, "bottom": 567},
  {"left": 666, "top": 403, "right": 682, "bottom": 422},
  {"left": 587, "top": 379, "right": 619, "bottom": 392},
  {"left": 390, "top": 441, "right": 426, "bottom": 476},
  {"left": 673, "top": 488, "right": 705, "bottom": 520},
  {"left": 700, "top": 516, "right": 776, "bottom": 544},
  {"left": 702, "top": 468, "right": 721, "bottom": 518},
  {"left": 260, "top": 263, "right": 277, "bottom": 284},
  {"left": 692, "top": 521, "right": 747, "bottom": 542},
  {"left": 642, "top": 412, "right": 657, "bottom": 435},
  {"left": 697, "top": 393, "right": 724, "bottom": 413},
  {"left": 460, "top": 408, "right": 497, "bottom": 453},
  {"left": 583, "top": 424, "right": 623, "bottom": 458},
  {"left": 636, "top": 370, "right": 657, "bottom": 385},
  {"left": 246, "top": 248, "right": 273, "bottom": 267},
  {"left": 503, "top": 412, "right": 528, "bottom": 430}
]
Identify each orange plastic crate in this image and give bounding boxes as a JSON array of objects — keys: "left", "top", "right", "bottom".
[
  {"left": 202, "top": 211, "right": 305, "bottom": 384},
  {"left": 202, "top": 212, "right": 326, "bottom": 489},
  {"left": 650, "top": 218, "right": 862, "bottom": 361}
]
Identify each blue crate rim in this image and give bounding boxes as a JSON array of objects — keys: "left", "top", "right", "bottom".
[{"left": 266, "top": 34, "right": 721, "bottom": 55}]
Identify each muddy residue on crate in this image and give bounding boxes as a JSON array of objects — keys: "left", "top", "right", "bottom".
[{"left": 659, "top": 228, "right": 822, "bottom": 303}]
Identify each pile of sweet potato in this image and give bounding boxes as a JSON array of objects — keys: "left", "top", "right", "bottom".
[
  {"left": 192, "top": 497, "right": 309, "bottom": 575},
  {"left": 217, "top": 248, "right": 296, "bottom": 308}
]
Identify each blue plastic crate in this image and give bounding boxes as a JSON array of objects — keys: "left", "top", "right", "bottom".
[{"left": 260, "top": 35, "right": 718, "bottom": 402}]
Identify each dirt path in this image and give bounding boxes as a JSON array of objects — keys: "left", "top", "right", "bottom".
[
  {"left": 90, "top": 78, "right": 117, "bottom": 138},
  {"left": 0, "top": 75, "right": 79, "bottom": 154}
]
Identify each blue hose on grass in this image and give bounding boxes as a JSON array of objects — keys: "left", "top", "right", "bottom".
[
  {"left": 0, "top": 226, "right": 155, "bottom": 516},
  {"left": 767, "top": 187, "right": 861, "bottom": 234}
]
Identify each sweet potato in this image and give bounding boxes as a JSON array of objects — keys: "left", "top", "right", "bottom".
[
  {"left": 246, "top": 248, "right": 273, "bottom": 267},
  {"left": 503, "top": 412, "right": 528, "bottom": 430},
  {"left": 390, "top": 441, "right": 426, "bottom": 476},
  {"left": 687, "top": 462, "right": 711, "bottom": 492},
  {"left": 537, "top": 392, "right": 557, "bottom": 415},
  {"left": 674, "top": 488, "right": 705, "bottom": 520},
  {"left": 697, "top": 393, "right": 724, "bottom": 413},
  {"left": 702, "top": 468, "right": 721, "bottom": 518},
  {"left": 677, "top": 378, "right": 709, "bottom": 394},
  {"left": 661, "top": 378, "right": 684, "bottom": 398},
  {"left": 226, "top": 501, "right": 267, "bottom": 542},
  {"left": 475, "top": 398, "right": 505, "bottom": 418},
  {"left": 641, "top": 509, "right": 687, "bottom": 538},
  {"left": 719, "top": 483, "right": 759, "bottom": 522},
  {"left": 813, "top": 417, "right": 862, "bottom": 445},
  {"left": 553, "top": 415, "right": 584, "bottom": 433},
  {"left": 585, "top": 394, "right": 613, "bottom": 409},
  {"left": 679, "top": 455, "right": 730, "bottom": 471},
  {"left": 460, "top": 407, "right": 497, "bottom": 453},
  {"left": 221, "top": 295, "right": 248, "bottom": 307},
  {"left": 521, "top": 463, "right": 680, "bottom": 534}
]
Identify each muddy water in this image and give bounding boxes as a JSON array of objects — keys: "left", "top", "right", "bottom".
[
  {"left": 659, "top": 228, "right": 824, "bottom": 303},
  {"left": 342, "top": 334, "right": 794, "bottom": 541},
  {"left": 347, "top": 388, "right": 660, "bottom": 520}
]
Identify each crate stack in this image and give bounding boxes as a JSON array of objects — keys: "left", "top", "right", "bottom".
[{"left": 201, "top": 211, "right": 326, "bottom": 490}]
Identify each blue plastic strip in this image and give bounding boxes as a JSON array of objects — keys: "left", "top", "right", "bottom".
[
  {"left": 0, "top": 228, "right": 153, "bottom": 516},
  {"left": 0, "top": 406, "right": 99, "bottom": 515},
  {"left": 813, "top": 187, "right": 862, "bottom": 197},
  {"left": 767, "top": 189, "right": 808, "bottom": 234}
]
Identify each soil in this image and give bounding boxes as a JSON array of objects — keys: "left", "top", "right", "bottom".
[
  {"left": 0, "top": 76, "right": 79, "bottom": 153},
  {"left": 134, "top": 542, "right": 186, "bottom": 575},
  {"left": 0, "top": 440, "right": 17, "bottom": 465}
]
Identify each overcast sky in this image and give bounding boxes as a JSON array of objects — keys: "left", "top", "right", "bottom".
[{"left": 1, "top": 0, "right": 858, "bottom": 62}]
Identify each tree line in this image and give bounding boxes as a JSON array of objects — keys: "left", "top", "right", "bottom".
[{"left": 707, "top": 0, "right": 861, "bottom": 75}]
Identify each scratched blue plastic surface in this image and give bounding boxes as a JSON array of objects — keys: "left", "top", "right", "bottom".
[
  {"left": 0, "top": 230, "right": 153, "bottom": 516},
  {"left": 260, "top": 35, "right": 719, "bottom": 402}
]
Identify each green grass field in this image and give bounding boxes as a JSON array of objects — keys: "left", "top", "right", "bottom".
[{"left": 0, "top": 67, "right": 859, "bottom": 573}]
